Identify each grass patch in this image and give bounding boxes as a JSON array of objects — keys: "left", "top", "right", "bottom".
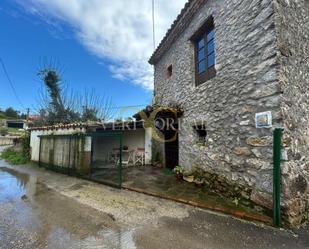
[
  {"left": 0, "top": 148, "right": 29, "bottom": 165},
  {"left": 8, "top": 127, "right": 25, "bottom": 134}
]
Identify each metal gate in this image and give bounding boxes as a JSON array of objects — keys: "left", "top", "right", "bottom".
[
  {"left": 90, "top": 132, "right": 123, "bottom": 188},
  {"left": 38, "top": 134, "right": 79, "bottom": 175},
  {"left": 38, "top": 132, "right": 123, "bottom": 188}
]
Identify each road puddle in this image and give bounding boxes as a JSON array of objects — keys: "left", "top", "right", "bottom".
[{"left": 0, "top": 167, "right": 137, "bottom": 249}]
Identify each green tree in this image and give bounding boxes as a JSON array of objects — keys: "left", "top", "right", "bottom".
[
  {"left": 81, "top": 106, "right": 99, "bottom": 122},
  {"left": 38, "top": 69, "right": 69, "bottom": 124},
  {"left": 5, "top": 107, "right": 19, "bottom": 118}
]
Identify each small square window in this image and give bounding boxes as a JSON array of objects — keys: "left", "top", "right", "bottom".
[{"left": 193, "top": 125, "right": 207, "bottom": 143}]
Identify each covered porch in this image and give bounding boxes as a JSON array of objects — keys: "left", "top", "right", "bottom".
[{"left": 90, "top": 123, "right": 152, "bottom": 185}]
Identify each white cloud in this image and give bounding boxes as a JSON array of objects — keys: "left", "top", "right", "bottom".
[{"left": 15, "top": 0, "right": 187, "bottom": 90}]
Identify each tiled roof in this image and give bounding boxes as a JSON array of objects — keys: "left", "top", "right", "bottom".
[
  {"left": 29, "top": 123, "right": 100, "bottom": 131},
  {"left": 29, "top": 120, "right": 146, "bottom": 131}
]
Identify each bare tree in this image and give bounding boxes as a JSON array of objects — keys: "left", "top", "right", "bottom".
[
  {"left": 76, "top": 88, "right": 114, "bottom": 122},
  {"left": 36, "top": 60, "right": 114, "bottom": 125}
]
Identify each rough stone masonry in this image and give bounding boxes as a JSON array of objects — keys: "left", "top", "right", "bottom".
[{"left": 149, "top": 0, "right": 309, "bottom": 226}]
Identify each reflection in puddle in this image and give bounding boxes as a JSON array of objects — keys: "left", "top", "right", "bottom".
[
  {"left": 0, "top": 167, "right": 30, "bottom": 201},
  {"left": 0, "top": 167, "right": 136, "bottom": 249},
  {"left": 102, "top": 228, "right": 137, "bottom": 249}
]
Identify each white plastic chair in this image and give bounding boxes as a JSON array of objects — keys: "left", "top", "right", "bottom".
[{"left": 134, "top": 148, "right": 145, "bottom": 166}]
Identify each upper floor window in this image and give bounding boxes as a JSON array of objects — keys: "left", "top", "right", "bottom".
[{"left": 192, "top": 17, "right": 216, "bottom": 86}]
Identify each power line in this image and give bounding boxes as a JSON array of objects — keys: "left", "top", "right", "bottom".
[
  {"left": 0, "top": 57, "right": 147, "bottom": 113},
  {"left": 0, "top": 57, "right": 25, "bottom": 110},
  {"left": 109, "top": 104, "right": 148, "bottom": 110},
  {"left": 29, "top": 104, "right": 148, "bottom": 114}
]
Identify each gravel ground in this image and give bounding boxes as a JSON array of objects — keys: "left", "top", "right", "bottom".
[{"left": 4, "top": 164, "right": 190, "bottom": 226}]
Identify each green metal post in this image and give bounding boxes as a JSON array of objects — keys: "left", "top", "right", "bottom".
[
  {"left": 118, "top": 136, "right": 123, "bottom": 188},
  {"left": 68, "top": 137, "right": 71, "bottom": 175},
  {"left": 38, "top": 137, "right": 42, "bottom": 168},
  {"left": 273, "top": 128, "right": 282, "bottom": 226}
]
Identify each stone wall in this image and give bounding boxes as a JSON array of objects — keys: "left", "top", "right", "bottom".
[
  {"left": 274, "top": 0, "right": 309, "bottom": 225},
  {"left": 153, "top": 0, "right": 281, "bottom": 221},
  {"left": 153, "top": 0, "right": 309, "bottom": 226}
]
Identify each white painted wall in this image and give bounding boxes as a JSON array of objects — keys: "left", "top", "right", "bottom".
[
  {"left": 92, "top": 136, "right": 120, "bottom": 162},
  {"left": 30, "top": 127, "right": 153, "bottom": 164},
  {"left": 92, "top": 129, "right": 145, "bottom": 162},
  {"left": 0, "top": 136, "right": 18, "bottom": 146},
  {"left": 30, "top": 127, "right": 87, "bottom": 162},
  {"left": 30, "top": 130, "right": 42, "bottom": 162},
  {"left": 145, "top": 128, "right": 152, "bottom": 164},
  {"left": 92, "top": 129, "right": 152, "bottom": 164}
]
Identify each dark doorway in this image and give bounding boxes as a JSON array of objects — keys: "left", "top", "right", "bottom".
[
  {"left": 165, "top": 131, "right": 179, "bottom": 169},
  {"left": 163, "top": 122, "right": 179, "bottom": 169},
  {"left": 154, "top": 108, "right": 179, "bottom": 169}
]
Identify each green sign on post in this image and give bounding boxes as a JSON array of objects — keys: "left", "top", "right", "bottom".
[{"left": 273, "top": 128, "right": 282, "bottom": 226}]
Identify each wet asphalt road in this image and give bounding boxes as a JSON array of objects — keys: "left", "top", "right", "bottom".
[
  {"left": 0, "top": 167, "right": 124, "bottom": 249},
  {"left": 0, "top": 156, "right": 309, "bottom": 248}
]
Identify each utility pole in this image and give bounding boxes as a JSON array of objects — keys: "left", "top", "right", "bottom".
[
  {"left": 152, "top": 0, "right": 156, "bottom": 50},
  {"left": 26, "top": 108, "right": 30, "bottom": 123}
]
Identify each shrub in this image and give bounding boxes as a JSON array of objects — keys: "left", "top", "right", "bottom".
[
  {"left": 20, "top": 132, "right": 31, "bottom": 161},
  {"left": 0, "top": 118, "right": 5, "bottom": 125},
  {"left": 304, "top": 212, "right": 309, "bottom": 222},
  {"left": 0, "top": 132, "right": 30, "bottom": 165},
  {"left": 0, "top": 148, "right": 28, "bottom": 164},
  {"left": 154, "top": 151, "right": 161, "bottom": 162},
  {"left": 173, "top": 166, "right": 185, "bottom": 174},
  {"left": 0, "top": 126, "right": 8, "bottom": 136},
  {"left": 232, "top": 197, "right": 241, "bottom": 206},
  {"left": 191, "top": 166, "right": 205, "bottom": 178}
]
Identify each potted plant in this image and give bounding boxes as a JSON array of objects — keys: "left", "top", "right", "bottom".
[
  {"left": 173, "top": 166, "right": 185, "bottom": 181},
  {"left": 194, "top": 176, "right": 205, "bottom": 187}
]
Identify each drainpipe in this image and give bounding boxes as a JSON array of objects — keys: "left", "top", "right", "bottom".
[{"left": 273, "top": 128, "right": 282, "bottom": 226}]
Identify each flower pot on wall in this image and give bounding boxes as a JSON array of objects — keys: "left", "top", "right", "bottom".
[
  {"left": 194, "top": 178, "right": 205, "bottom": 188},
  {"left": 195, "top": 181, "right": 205, "bottom": 188},
  {"left": 175, "top": 173, "right": 183, "bottom": 181}
]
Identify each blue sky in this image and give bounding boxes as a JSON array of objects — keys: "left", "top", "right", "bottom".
[{"left": 0, "top": 0, "right": 186, "bottom": 117}]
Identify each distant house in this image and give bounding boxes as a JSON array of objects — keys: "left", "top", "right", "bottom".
[
  {"left": 6, "top": 119, "right": 28, "bottom": 129},
  {"left": 149, "top": 0, "right": 309, "bottom": 226}
]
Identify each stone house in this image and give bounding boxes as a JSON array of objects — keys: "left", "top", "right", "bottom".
[{"left": 149, "top": 0, "right": 309, "bottom": 226}]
